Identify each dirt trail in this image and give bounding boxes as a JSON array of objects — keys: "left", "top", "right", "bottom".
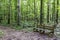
[{"left": 0, "top": 26, "right": 57, "bottom": 40}]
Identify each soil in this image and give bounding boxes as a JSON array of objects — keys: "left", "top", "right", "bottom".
[{"left": 0, "top": 26, "right": 58, "bottom": 40}]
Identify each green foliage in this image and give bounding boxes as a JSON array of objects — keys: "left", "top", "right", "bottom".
[
  {"left": 0, "top": 30, "right": 4, "bottom": 38},
  {"left": 0, "top": 0, "right": 59, "bottom": 30}
]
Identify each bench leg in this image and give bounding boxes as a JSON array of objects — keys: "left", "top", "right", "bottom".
[
  {"left": 48, "top": 31, "right": 54, "bottom": 37},
  {"left": 39, "top": 30, "right": 45, "bottom": 34},
  {"left": 33, "top": 28, "right": 38, "bottom": 32}
]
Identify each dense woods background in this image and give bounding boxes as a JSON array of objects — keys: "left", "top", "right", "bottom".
[
  {"left": 0, "top": 0, "right": 60, "bottom": 40},
  {"left": 0, "top": 0, "right": 59, "bottom": 29}
]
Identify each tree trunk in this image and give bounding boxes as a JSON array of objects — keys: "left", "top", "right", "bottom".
[
  {"left": 56, "top": 0, "right": 59, "bottom": 24},
  {"left": 52, "top": 0, "right": 55, "bottom": 24},
  {"left": 47, "top": 0, "right": 50, "bottom": 23},
  {"left": 17, "top": 0, "right": 20, "bottom": 25},
  {"left": 40, "top": 0, "right": 44, "bottom": 25},
  {"left": 8, "top": 0, "right": 11, "bottom": 24}
]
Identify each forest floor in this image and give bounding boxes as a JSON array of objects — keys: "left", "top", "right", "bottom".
[{"left": 0, "top": 26, "right": 58, "bottom": 40}]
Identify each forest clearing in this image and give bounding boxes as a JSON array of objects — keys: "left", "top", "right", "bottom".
[
  {"left": 0, "top": 0, "right": 60, "bottom": 40},
  {"left": 0, "top": 26, "right": 57, "bottom": 40}
]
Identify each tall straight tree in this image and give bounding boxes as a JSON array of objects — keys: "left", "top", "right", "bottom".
[
  {"left": 8, "top": 0, "right": 11, "bottom": 24},
  {"left": 14, "top": 0, "right": 18, "bottom": 24},
  {"left": 47, "top": 0, "right": 50, "bottom": 23},
  {"left": 4, "top": 0, "right": 5, "bottom": 22},
  {"left": 40, "top": 0, "right": 44, "bottom": 25},
  {"left": 0, "top": 0, "right": 2, "bottom": 23},
  {"left": 52, "top": 0, "right": 55, "bottom": 23},
  {"left": 34, "top": 0, "right": 36, "bottom": 26},
  {"left": 56, "top": 0, "right": 59, "bottom": 24},
  {"left": 17, "top": 0, "right": 20, "bottom": 25}
]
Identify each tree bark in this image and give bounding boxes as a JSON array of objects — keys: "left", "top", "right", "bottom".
[
  {"left": 40, "top": 0, "right": 44, "bottom": 25},
  {"left": 56, "top": 0, "right": 59, "bottom": 24},
  {"left": 52, "top": 0, "right": 55, "bottom": 23},
  {"left": 47, "top": 0, "right": 50, "bottom": 23},
  {"left": 17, "top": 0, "right": 20, "bottom": 25},
  {"left": 8, "top": 0, "right": 11, "bottom": 24}
]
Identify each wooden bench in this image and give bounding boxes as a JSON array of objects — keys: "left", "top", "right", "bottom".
[{"left": 33, "top": 24, "right": 56, "bottom": 37}]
